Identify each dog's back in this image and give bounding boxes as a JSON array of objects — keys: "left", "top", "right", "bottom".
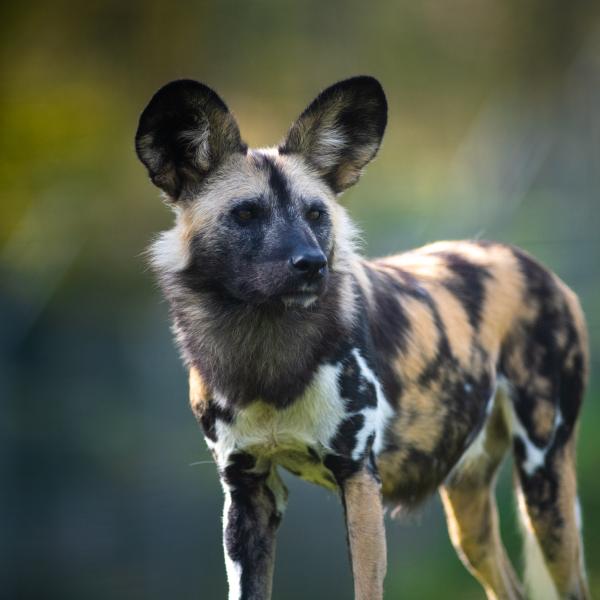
[
  {"left": 363, "top": 239, "right": 588, "bottom": 598},
  {"left": 358, "top": 240, "right": 587, "bottom": 499}
]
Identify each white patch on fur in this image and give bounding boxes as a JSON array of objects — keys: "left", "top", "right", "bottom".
[
  {"left": 314, "top": 127, "right": 348, "bottom": 169},
  {"left": 516, "top": 487, "right": 560, "bottom": 600},
  {"left": 575, "top": 496, "right": 582, "bottom": 531},
  {"left": 512, "top": 410, "right": 560, "bottom": 475},
  {"left": 281, "top": 294, "right": 318, "bottom": 308},
  {"left": 498, "top": 376, "right": 562, "bottom": 476},
  {"left": 149, "top": 213, "right": 191, "bottom": 273},
  {"left": 211, "top": 351, "right": 392, "bottom": 481},
  {"left": 212, "top": 363, "right": 346, "bottom": 470},
  {"left": 575, "top": 496, "right": 588, "bottom": 588},
  {"left": 222, "top": 486, "right": 243, "bottom": 600},
  {"left": 178, "top": 122, "right": 211, "bottom": 171},
  {"left": 351, "top": 348, "right": 394, "bottom": 457},
  {"left": 266, "top": 468, "right": 288, "bottom": 516}
]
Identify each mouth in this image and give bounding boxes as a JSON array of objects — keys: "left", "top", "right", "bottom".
[{"left": 280, "top": 291, "right": 319, "bottom": 308}]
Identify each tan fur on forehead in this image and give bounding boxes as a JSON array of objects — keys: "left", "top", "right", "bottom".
[
  {"left": 186, "top": 153, "right": 271, "bottom": 225},
  {"left": 272, "top": 152, "right": 334, "bottom": 200}
]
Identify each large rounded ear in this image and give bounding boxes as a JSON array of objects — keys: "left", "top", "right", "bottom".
[
  {"left": 135, "top": 80, "right": 247, "bottom": 200},
  {"left": 279, "top": 76, "right": 387, "bottom": 194}
]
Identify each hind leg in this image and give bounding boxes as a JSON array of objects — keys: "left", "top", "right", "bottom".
[
  {"left": 441, "top": 396, "right": 523, "bottom": 600},
  {"left": 500, "top": 246, "right": 589, "bottom": 598},
  {"left": 514, "top": 434, "right": 588, "bottom": 600}
]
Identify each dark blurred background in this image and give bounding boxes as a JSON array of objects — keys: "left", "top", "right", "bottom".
[{"left": 2, "top": 1, "right": 599, "bottom": 598}]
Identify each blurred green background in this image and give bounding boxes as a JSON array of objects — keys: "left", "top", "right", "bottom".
[{"left": 2, "top": 1, "right": 599, "bottom": 598}]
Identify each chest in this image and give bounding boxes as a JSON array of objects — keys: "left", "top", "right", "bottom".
[{"left": 204, "top": 352, "right": 392, "bottom": 487}]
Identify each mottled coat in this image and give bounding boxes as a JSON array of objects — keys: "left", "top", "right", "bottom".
[{"left": 136, "top": 77, "right": 589, "bottom": 600}]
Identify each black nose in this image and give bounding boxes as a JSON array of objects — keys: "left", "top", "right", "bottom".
[{"left": 290, "top": 251, "right": 327, "bottom": 277}]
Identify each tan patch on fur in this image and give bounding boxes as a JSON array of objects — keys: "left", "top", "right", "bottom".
[
  {"left": 441, "top": 485, "right": 523, "bottom": 599},
  {"left": 275, "top": 152, "right": 334, "bottom": 202},
  {"left": 354, "top": 259, "right": 375, "bottom": 308},
  {"left": 397, "top": 294, "right": 440, "bottom": 381},
  {"left": 185, "top": 153, "right": 270, "bottom": 233},
  {"left": 379, "top": 242, "right": 528, "bottom": 368},
  {"left": 189, "top": 366, "right": 209, "bottom": 417},
  {"left": 501, "top": 341, "right": 529, "bottom": 388},
  {"left": 382, "top": 378, "right": 447, "bottom": 463},
  {"left": 381, "top": 251, "right": 454, "bottom": 282},
  {"left": 343, "top": 469, "right": 387, "bottom": 600},
  {"left": 177, "top": 209, "right": 197, "bottom": 247},
  {"left": 558, "top": 277, "right": 589, "bottom": 380},
  {"left": 427, "top": 285, "right": 473, "bottom": 367},
  {"left": 400, "top": 242, "right": 528, "bottom": 359},
  {"left": 531, "top": 397, "right": 556, "bottom": 441},
  {"left": 478, "top": 249, "right": 525, "bottom": 355}
]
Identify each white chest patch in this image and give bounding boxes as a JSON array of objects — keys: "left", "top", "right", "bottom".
[
  {"left": 208, "top": 350, "right": 392, "bottom": 487},
  {"left": 212, "top": 363, "right": 346, "bottom": 469}
]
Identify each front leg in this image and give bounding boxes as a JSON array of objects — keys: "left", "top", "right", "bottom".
[
  {"left": 221, "top": 453, "right": 287, "bottom": 600},
  {"left": 342, "top": 463, "right": 387, "bottom": 600}
]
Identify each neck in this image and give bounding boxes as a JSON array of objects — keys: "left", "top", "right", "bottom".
[{"left": 165, "top": 269, "right": 357, "bottom": 408}]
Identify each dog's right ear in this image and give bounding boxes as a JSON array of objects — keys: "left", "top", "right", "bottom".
[
  {"left": 279, "top": 76, "right": 387, "bottom": 194},
  {"left": 135, "top": 80, "right": 247, "bottom": 200}
]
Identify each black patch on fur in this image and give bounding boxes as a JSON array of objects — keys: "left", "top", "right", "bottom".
[
  {"left": 500, "top": 248, "right": 586, "bottom": 448},
  {"left": 324, "top": 454, "right": 362, "bottom": 486},
  {"left": 363, "top": 265, "right": 409, "bottom": 406},
  {"left": 199, "top": 400, "right": 234, "bottom": 442},
  {"left": 259, "top": 154, "right": 292, "bottom": 208},
  {"left": 434, "top": 251, "right": 491, "bottom": 331},
  {"left": 307, "top": 446, "right": 321, "bottom": 463},
  {"left": 515, "top": 452, "right": 564, "bottom": 547},
  {"left": 416, "top": 295, "right": 454, "bottom": 388},
  {"left": 559, "top": 350, "right": 585, "bottom": 434},
  {"left": 366, "top": 449, "right": 381, "bottom": 484},
  {"left": 494, "top": 247, "right": 587, "bottom": 556},
  {"left": 223, "top": 452, "right": 283, "bottom": 597},
  {"left": 331, "top": 413, "right": 365, "bottom": 457},
  {"left": 338, "top": 352, "right": 377, "bottom": 412}
]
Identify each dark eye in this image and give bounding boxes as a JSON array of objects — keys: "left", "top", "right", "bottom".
[
  {"left": 306, "top": 208, "right": 322, "bottom": 221},
  {"left": 232, "top": 203, "right": 259, "bottom": 223}
]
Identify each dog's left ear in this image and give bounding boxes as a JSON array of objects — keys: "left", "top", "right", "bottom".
[
  {"left": 279, "top": 76, "right": 387, "bottom": 194},
  {"left": 135, "top": 79, "right": 246, "bottom": 200}
]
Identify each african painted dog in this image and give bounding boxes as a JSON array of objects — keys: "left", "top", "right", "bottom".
[{"left": 135, "top": 76, "right": 589, "bottom": 600}]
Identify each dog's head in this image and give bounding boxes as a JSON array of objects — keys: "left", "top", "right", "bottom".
[{"left": 136, "top": 77, "right": 387, "bottom": 308}]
